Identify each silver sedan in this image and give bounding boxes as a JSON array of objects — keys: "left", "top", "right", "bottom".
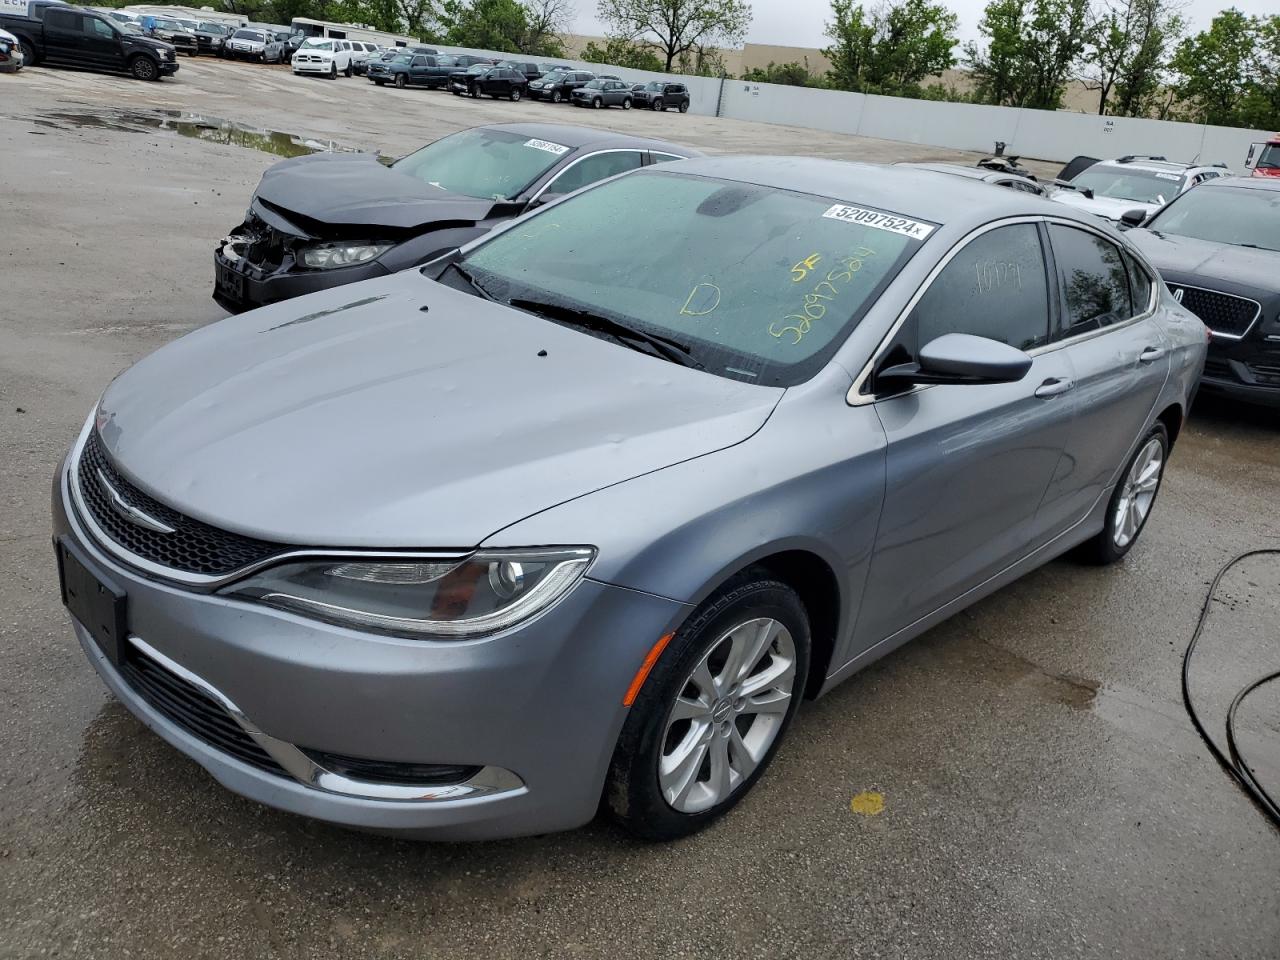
[{"left": 52, "top": 157, "right": 1207, "bottom": 840}]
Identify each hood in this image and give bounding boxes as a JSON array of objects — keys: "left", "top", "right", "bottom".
[
  {"left": 1125, "top": 229, "right": 1280, "bottom": 295},
  {"left": 95, "top": 272, "right": 782, "bottom": 548},
  {"left": 252, "top": 153, "right": 499, "bottom": 231},
  {"left": 1051, "top": 190, "right": 1158, "bottom": 221},
  {"left": 125, "top": 36, "right": 173, "bottom": 54}
]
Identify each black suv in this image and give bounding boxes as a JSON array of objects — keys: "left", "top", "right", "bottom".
[
  {"left": 528, "top": 69, "right": 593, "bottom": 103},
  {"left": 630, "top": 81, "right": 690, "bottom": 113},
  {"left": 450, "top": 63, "right": 526, "bottom": 100}
]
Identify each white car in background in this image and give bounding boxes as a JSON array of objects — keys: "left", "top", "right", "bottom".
[
  {"left": 1051, "top": 156, "right": 1233, "bottom": 226},
  {"left": 291, "top": 37, "right": 353, "bottom": 78},
  {"left": 348, "top": 41, "right": 379, "bottom": 74}
]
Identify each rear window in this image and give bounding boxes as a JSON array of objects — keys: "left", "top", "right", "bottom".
[{"left": 459, "top": 171, "right": 933, "bottom": 385}]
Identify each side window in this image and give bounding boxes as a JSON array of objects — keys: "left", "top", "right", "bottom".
[
  {"left": 884, "top": 224, "right": 1051, "bottom": 367},
  {"left": 89, "top": 17, "right": 114, "bottom": 38},
  {"left": 547, "top": 151, "right": 644, "bottom": 196},
  {"left": 1123, "top": 251, "right": 1152, "bottom": 313},
  {"left": 412, "top": 56, "right": 427, "bottom": 66},
  {"left": 1048, "top": 224, "right": 1132, "bottom": 332},
  {"left": 650, "top": 152, "right": 685, "bottom": 164},
  {"left": 46, "top": 8, "right": 76, "bottom": 29}
]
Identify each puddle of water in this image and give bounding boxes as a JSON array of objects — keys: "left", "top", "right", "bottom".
[{"left": 29, "top": 108, "right": 374, "bottom": 159}]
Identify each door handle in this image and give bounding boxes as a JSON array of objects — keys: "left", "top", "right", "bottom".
[
  {"left": 1138, "top": 346, "right": 1166, "bottom": 363},
  {"left": 1034, "top": 377, "right": 1074, "bottom": 399}
]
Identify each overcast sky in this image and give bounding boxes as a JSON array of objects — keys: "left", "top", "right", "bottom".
[{"left": 573, "top": 0, "right": 1276, "bottom": 50}]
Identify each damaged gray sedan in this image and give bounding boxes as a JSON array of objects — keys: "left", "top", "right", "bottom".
[{"left": 58, "top": 158, "right": 1205, "bottom": 840}]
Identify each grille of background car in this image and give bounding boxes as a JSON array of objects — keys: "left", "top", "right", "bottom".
[
  {"left": 1167, "top": 285, "right": 1261, "bottom": 338},
  {"left": 76, "top": 431, "right": 284, "bottom": 577}
]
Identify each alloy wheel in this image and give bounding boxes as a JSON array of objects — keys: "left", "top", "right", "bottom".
[
  {"left": 1112, "top": 436, "right": 1163, "bottom": 548},
  {"left": 658, "top": 617, "right": 797, "bottom": 813}
]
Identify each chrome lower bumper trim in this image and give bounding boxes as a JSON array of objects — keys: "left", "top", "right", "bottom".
[{"left": 128, "top": 635, "right": 524, "bottom": 803}]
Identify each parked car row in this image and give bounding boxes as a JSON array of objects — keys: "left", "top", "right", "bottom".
[
  {"left": 60, "top": 117, "right": 1238, "bottom": 850},
  {"left": 2, "top": 0, "right": 180, "bottom": 80}
]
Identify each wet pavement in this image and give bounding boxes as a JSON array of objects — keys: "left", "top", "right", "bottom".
[{"left": 1, "top": 58, "right": 1278, "bottom": 960}]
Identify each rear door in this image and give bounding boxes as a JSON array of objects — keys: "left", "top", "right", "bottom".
[
  {"left": 1035, "top": 221, "right": 1170, "bottom": 533},
  {"left": 42, "top": 6, "right": 82, "bottom": 61},
  {"left": 854, "top": 221, "right": 1077, "bottom": 648}
]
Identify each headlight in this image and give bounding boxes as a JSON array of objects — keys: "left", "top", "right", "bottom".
[
  {"left": 222, "top": 549, "right": 594, "bottom": 639},
  {"left": 299, "top": 241, "right": 393, "bottom": 269}
]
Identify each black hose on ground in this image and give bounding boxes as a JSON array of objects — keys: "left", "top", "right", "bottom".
[{"left": 1181, "top": 548, "right": 1280, "bottom": 829}]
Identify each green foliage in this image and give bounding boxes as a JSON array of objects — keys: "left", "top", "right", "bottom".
[
  {"left": 964, "top": 0, "right": 1089, "bottom": 110},
  {"left": 823, "top": 0, "right": 958, "bottom": 96},
  {"left": 741, "top": 60, "right": 818, "bottom": 86},
  {"left": 581, "top": 36, "right": 665, "bottom": 70},
  {"left": 595, "top": 0, "right": 752, "bottom": 72},
  {"left": 1170, "top": 9, "right": 1280, "bottom": 129},
  {"left": 441, "top": 0, "right": 527, "bottom": 50}
]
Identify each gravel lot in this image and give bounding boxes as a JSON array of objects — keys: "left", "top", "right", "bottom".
[{"left": 1, "top": 57, "right": 1277, "bottom": 960}]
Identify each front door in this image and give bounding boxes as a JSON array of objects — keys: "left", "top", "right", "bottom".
[
  {"left": 855, "top": 222, "right": 1077, "bottom": 649},
  {"left": 410, "top": 55, "right": 429, "bottom": 83},
  {"left": 82, "top": 15, "right": 124, "bottom": 69}
]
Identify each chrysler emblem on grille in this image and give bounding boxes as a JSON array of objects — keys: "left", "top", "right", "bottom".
[
  {"left": 1172, "top": 287, "right": 1184, "bottom": 303},
  {"left": 96, "top": 469, "right": 176, "bottom": 535}
]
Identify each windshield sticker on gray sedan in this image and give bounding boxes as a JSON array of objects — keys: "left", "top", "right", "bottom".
[
  {"left": 524, "top": 139, "right": 570, "bottom": 155},
  {"left": 821, "top": 205, "right": 935, "bottom": 239}
]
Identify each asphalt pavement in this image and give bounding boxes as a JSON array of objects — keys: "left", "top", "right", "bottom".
[{"left": 0, "top": 57, "right": 1277, "bottom": 960}]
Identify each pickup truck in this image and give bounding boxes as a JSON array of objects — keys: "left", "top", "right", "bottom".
[
  {"left": 0, "top": 0, "right": 178, "bottom": 79},
  {"left": 367, "top": 51, "right": 455, "bottom": 88}
]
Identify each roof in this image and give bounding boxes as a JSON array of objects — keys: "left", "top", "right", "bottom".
[
  {"left": 896, "top": 161, "right": 1027, "bottom": 184},
  {"left": 484, "top": 123, "right": 702, "bottom": 157},
  {"left": 666, "top": 156, "right": 1072, "bottom": 230},
  {"left": 1200, "top": 175, "right": 1280, "bottom": 193},
  {"left": 1094, "top": 157, "right": 1227, "bottom": 176}
]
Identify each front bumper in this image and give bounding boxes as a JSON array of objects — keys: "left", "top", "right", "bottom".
[
  {"left": 1200, "top": 336, "right": 1280, "bottom": 408},
  {"left": 292, "top": 58, "right": 335, "bottom": 74},
  {"left": 212, "top": 241, "right": 391, "bottom": 313},
  {"left": 53, "top": 445, "right": 688, "bottom": 838},
  {"left": 158, "top": 59, "right": 179, "bottom": 75}
]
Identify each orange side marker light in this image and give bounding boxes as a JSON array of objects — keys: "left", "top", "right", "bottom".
[{"left": 622, "top": 632, "right": 675, "bottom": 706}]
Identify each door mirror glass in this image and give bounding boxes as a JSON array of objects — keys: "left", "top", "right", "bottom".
[
  {"left": 880, "top": 334, "right": 1032, "bottom": 386},
  {"left": 1119, "top": 208, "right": 1147, "bottom": 228},
  {"left": 1246, "top": 143, "right": 1260, "bottom": 168}
]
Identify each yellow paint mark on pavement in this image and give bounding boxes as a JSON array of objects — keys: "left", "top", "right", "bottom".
[{"left": 850, "top": 791, "right": 885, "bottom": 816}]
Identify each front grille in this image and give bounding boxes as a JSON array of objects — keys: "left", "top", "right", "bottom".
[
  {"left": 76, "top": 430, "right": 286, "bottom": 577},
  {"left": 1169, "top": 285, "right": 1260, "bottom": 338},
  {"left": 299, "top": 749, "right": 480, "bottom": 786},
  {"left": 120, "top": 651, "right": 288, "bottom": 777}
]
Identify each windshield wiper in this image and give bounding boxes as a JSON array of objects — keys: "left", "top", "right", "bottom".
[
  {"left": 508, "top": 297, "right": 702, "bottom": 369},
  {"left": 447, "top": 262, "right": 497, "bottom": 301}
]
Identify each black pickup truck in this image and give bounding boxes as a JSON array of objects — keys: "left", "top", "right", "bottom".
[
  {"left": 367, "top": 51, "right": 456, "bottom": 88},
  {"left": 0, "top": 0, "right": 178, "bottom": 79}
]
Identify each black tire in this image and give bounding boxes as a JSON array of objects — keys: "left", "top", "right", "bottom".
[
  {"left": 19, "top": 38, "right": 37, "bottom": 66},
  {"left": 129, "top": 55, "right": 158, "bottom": 81},
  {"left": 374, "top": 78, "right": 385, "bottom": 86},
  {"left": 452, "top": 88, "right": 461, "bottom": 96},
  {"left": 592, "top": 96, "right": 602, "bottom": 109},
  {"left": 679, "top": 100, "right": 689, "bottom": 113},
  {"left": 605, "top": 572, "right": 810, "bottom": 841},
  {"left": 329, "top": 63, "right": 337, "bottom": 79},
  {"left": 651, "top": 98, "right": 661, "bottom": 111},
  {"left": 394, "top": 73, "right": 405, "bottom": 88},
  {"left": 469, "top": 84, "right": 479, "bottom": 98},
  {"left": 621, "top": 97, "right": 631, "bottom": 110},
  {"left": 1075, "top": 422, "right": 1169, "bottom": 565},
  {"left": 344, "top": 63, "right": 352, "bottom": 77},
  {"left": 510, "top": 86, "right": 521, "bottom": 101},
  {"left": 551, "top": 89, "right": 562, "bottom": 103}
]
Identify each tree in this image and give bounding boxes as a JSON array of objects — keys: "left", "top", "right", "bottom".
[
  {"left": 964, "top": 0, "right": 1089, "bottom": 110},
  {"left": 823, "top": 0, "right": 958, "bottom": 95},
  {"left": 581, "top": 36, "right": 665, "bottom": 69},
  {"left": 1082, "top": 0, "right": 1183, "bottom": 115},
  {"left": 521, "top": 0, "right": 573, "bottom": 56},
  {"left": 442, "top": 0, "right": 529, "bottom": 50},
  {"left": 595, "top": 0, "right": 752, "bottom": 72},
  {"left": 1168, "top": 11, "right": 1280, "bottom": 129},
  {"left": 395, "top": 0, "right": 441, "bottom": 37},
  {"left": 741, "top": 59, "right": 818, "bottom": 85}
]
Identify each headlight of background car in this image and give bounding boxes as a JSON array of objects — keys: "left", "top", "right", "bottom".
[
  {"left": 222, "top": 548, "right": 594, "bottom": 639},
  {"left": 299, "top": 242, "right": 393, "bottom": 269}
]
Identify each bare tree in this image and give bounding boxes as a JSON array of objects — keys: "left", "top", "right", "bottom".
[{"left": 523, "top": 0, "right": 575, "bottom": 55}]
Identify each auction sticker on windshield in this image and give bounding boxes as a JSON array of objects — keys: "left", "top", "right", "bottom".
[
  {"left": 822, "top": 205, "right": 936, "bottom": 239},
  {"left": 525, "top": 139, "right": 570, "bottom": 155}
]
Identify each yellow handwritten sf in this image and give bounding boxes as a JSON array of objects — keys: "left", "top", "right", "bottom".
[{"left": 791, "top": 253, "right": 822, "bottom": 282}]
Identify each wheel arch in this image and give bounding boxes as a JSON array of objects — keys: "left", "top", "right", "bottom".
[{"left": 1156, "top": 402, "right": 1183, "bottom": 448}]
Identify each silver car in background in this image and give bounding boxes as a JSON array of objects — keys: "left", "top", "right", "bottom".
[{"left": 53, "top": 158, "right": 1206, "bottom": 841}]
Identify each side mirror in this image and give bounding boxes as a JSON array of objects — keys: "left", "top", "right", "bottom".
[
  {"left": 879, "top": 334, "right": 1032, "bottom": 387},
  {"left": 1119, "top": 208, "right": 1147, "bottom": 229},
  {"left": 1246, "top": 143, "right": 1260, "bottom": 168}
]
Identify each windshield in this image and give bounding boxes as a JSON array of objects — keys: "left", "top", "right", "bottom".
[
  {"left": 199, "top": 23, "right": 225, "bottom": 33},
  {"left": 457, "top": 171, "right": 930, "bottom": 385},
  {"left": 118, "top": 22, "right": 140, "bottom": 33},
  {"left": 154, "top": 19, "right": 182, "bottom": 30},
  {"left": 541, "top": 71, "right": 568, "bottom": 82},
  {"left": 177, "top": 19, "right": 196, "bottom": 29},
  {"left": 466, "top": 63, "right": 489, "bottom": 74},
  {"left": 233, "top": 30, "right": 264, "bottom": 41},
  {"left": 1257, "top": 144, "right": 1280, "bottom": 171},
  {"left": 645, "top": 82, "right": 663, "bottom": 90},
  {"left": 391, "top": 54, "right": 412, "bottom": 64},
  {"left": 583, "top": 79, "right": 604, "bottom": 89},
  {"left": 1145, "top": 185, "right": 1280, "bottom": 251},
  {"left": 391, "top": 128, "right": 571, "bottom": 201},
  {"left": 1069, "top": 166, "right": 1182, "bottom": 204},
  {"left": 301, "top": 38, "right": 333, "bottom": 50}
]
